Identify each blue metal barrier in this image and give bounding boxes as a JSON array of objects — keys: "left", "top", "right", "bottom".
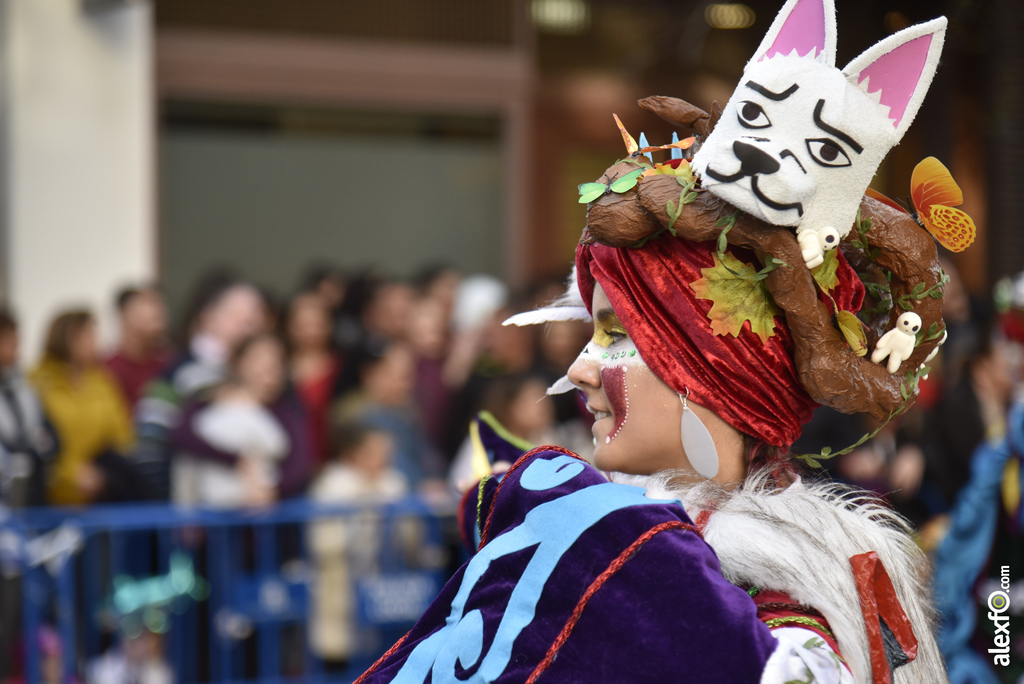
[{"left": 1, "top": 497, "right": 456, "bottom": 683}]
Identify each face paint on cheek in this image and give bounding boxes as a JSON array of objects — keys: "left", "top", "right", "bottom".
[{"left": 600, "top": 365, "right": 629, "bottom": 443}]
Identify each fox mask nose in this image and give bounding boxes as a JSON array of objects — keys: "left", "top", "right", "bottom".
[{"left": 733, "top": 140, "right": 780, "bottom": 176}]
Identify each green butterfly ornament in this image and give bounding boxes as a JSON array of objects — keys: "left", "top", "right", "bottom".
[{"left": 578, "top": 168, "right": 645, "bottom": 204}]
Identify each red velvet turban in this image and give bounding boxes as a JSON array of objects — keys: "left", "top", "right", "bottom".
[{"left": 576, "top": 236, "right": 864, "bottom": 448}]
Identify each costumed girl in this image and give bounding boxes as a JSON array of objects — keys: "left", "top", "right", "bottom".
[{"left": 356, "top": 0, "right": 971, "bottom": 681}]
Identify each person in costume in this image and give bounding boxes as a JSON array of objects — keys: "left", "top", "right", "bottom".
[
  {"left": 932, "top": 402, "right": 1023, "bottom": 684},
  {"left": 355, "top": 0, "right": 965, "bottom": 681}
]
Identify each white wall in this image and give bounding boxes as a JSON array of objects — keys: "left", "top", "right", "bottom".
[{"left": 2, "top": 0, "right": 153, "bottom": 362}]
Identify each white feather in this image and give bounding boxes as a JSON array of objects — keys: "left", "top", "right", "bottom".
[
  {"left": 545, "top": 375, "right": 576, "bottom": 396},
  {"left": 503, "top": 266, "right": 591, "bottom": 327},
  {"left": 503, "top": 307, "right": 592, "bottom": 327}
]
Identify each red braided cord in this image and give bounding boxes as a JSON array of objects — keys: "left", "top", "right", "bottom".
[{"left": 351, "top": 631, "right": 409, "bottom": 684}]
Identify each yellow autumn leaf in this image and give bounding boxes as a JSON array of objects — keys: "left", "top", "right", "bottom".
[
  {"left": 836, "top": 310, "right": 868, "bottom": 357},
  {"left": 691, "top": 251, "right": 781, "bottom": 343},
  {"left": 643, "top": 160, "right": 695, "bottom": 183}
]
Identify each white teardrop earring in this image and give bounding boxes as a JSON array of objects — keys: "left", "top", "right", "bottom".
[{"left": 680, "top": 390, "right": 719, "bottom": 479}]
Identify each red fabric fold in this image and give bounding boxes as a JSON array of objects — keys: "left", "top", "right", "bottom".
[
  {"left": 576, "top": 236, "right": 863, "bottom": 447},
  {"left": 849, "top": 551, "right": 918, "bottom": 684}
]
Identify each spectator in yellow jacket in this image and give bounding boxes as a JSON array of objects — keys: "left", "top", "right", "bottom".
[{"left": 31, "top": 310, "right": 135, "bottom": 506}]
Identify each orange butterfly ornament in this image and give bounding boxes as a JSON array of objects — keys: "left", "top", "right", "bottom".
[{"left": 866, "top": 156, "right": 976, "bottom": 252}]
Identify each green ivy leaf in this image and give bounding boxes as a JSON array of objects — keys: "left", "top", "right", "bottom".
[
  {"left": 665, "top": 199, "right": 682, "bottom": 236},
  {"left": 803, "top": 637, "right": 825, "bottom": 650}
]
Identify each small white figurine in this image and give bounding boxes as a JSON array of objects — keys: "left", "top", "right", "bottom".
[
  {"left": 797, "top": 227, "right": 840, "bottom": 270},
  {"left": 871, "top": 312, "right": 921, "bottom": 374}
]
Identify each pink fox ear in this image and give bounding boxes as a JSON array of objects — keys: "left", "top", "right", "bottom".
[
  {"left": 751, "top": 0, "right": 836, "bottom": 65},
  {"left": 843, "top": 18, "right": 946, "bottom": 138}
]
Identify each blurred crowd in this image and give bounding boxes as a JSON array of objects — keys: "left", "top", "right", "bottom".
[
  {"left": 0, "top": 264, "right": 593, "bottom": 515},
  {"left": 0, "top": 263, "right": 596, "bottom": 681}
]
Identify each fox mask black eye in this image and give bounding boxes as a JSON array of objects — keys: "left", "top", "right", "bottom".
[
  {"left": 738, "top": 101, "right": 772, "bottom": 129},
  {"left": 806, "top": 138, "right": 851, "bottom": 168}
]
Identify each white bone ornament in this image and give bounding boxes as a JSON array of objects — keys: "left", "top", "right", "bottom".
[
  {"left": 689, "top": 0, "right": 947, "bottom": 270},
  {"left": 918, "top": 328, "right": 947, "bottom": 380},
  {"left": 923, "top": 328, "right": 947, "bottom": 364},
  {"left": 871, "top": 312, "right": 922, "bottom": 374}
]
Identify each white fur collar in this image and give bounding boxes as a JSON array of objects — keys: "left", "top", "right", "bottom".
[{"left": 614, "top": 469, "right": 948, "bottom": 683}]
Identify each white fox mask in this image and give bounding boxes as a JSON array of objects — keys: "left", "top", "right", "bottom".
[{"left": 691, "top": 0, "right": 946, "bottom": 259}]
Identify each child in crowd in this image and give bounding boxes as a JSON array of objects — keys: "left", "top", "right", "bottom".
[
  {"left": 171, "top": 333, "right": 311, "bottom": 507},
  {"left": 312, "top": 422, "right": 407, "bottom": 504},
  {"left": 134, "top": 274, "right": 266, "bottom": 501},
  {"left": 333, "top": 341, "right": 444, "bottom": 490},
  {"left": 307, "top": 421, "right": 408, "bottom": 670}
]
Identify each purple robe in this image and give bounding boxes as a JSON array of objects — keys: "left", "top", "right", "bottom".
[{"left": 357, "top": 446, "right": 778, "bottom": 683}]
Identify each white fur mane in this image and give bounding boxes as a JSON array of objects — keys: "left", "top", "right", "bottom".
[{"left": 615, "top": 469, "right": 949, "bottom": 683}]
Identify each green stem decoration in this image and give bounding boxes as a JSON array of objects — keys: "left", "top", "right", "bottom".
[
  {"left": 895, "top": 270, "right": 950, "bottom": 311},
  {"left": 665, "top": 180, "right": 699, "bottom": 236},
  {"left": 794, "top": 363, "right": 930, "bottom": 469},
  {"left": 714, "top": 213, "right": 789, "bottom": 281}
]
